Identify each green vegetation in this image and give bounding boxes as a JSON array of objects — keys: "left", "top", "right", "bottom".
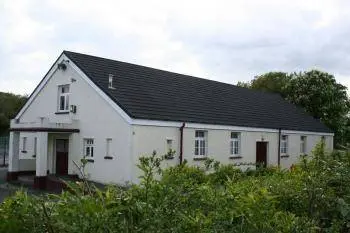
[
  {"left": 1, "top": 143, "right": 350, "bottom": 232},
  {"left": 0, "top": 92, "right": 27, "bottom": 135},
  {"left": 238, "top": 70, "right": 350, "bottom": 147}
]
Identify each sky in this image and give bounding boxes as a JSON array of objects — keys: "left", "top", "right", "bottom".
[{"left": 1, "top": 0, "right": 350, "bottom": 95}]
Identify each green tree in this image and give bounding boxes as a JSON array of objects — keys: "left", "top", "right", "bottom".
[
  {"left": 0, "top": 92, "right": 27, "bottom": 135},
  {"left": 285, "top": 70, "right": 350, "bottom": 146},
  {"left": 238, "top": 70, "right": 350, "bottom": 146},
  {"left": 237, "top": 72, "right": 290, "bottom": 97}
]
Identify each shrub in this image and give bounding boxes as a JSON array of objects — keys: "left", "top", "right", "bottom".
[{"left": 1, "top": 141, "right": 350, "bottom": 232}]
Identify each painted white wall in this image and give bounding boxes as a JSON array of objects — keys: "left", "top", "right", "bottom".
[
  {"left": 18, "top": 60, "right": 133, "bottom": 184},
  {"left": 13, "top": 53, "right": 334, "bottom": 185},
  {"left": 133, "top": 125, "right": 334, "bottom": 178}
]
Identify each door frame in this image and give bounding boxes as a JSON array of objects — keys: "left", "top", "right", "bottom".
[
  {"left": 52, "top": 135, "right": 70, "bottom": 174},
  {"left": 256, "top": 141, "right": 269, "bottom": 167}
]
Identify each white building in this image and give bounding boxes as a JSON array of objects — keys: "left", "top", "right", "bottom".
[{"left": 7, "top": 51, "right": 333, "bottom": 189}]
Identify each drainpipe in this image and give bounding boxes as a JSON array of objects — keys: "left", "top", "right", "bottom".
[
  {"left": 179, "top": 122, "right": 186, "bottom": 164},
  {"left": 278, "top": 128, "right": 281, "bottom": 167}
]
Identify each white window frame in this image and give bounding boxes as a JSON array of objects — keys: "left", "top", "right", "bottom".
[
  {"left": 300, "top": 136, "right": 307, "bottom": 154},
  {"left": 106, "top": 138, "right": 112, "bottom": 157},
  {"left": 33, "top": 137, "right": 37, "bottom": 155},
  {"left": 166, "top": 139, "right": 173, "bottom": 152},
  {"left": 280, "top": 135, "right": 288, "bottom": 155},
  {"left": 194, "top": 130, "right": 207, "bottom": 157},
  {"left": 22, "top": 137, "right": 27, "bottom": 152},
  {"left": 58, "top": 85, "right": 70, "bottom": 112},
  {"left": 230, "top": 132, "right": 241, "bottom": 157},
  {"left": 83, "top": 138, "right": 94, "bottom": 158}
]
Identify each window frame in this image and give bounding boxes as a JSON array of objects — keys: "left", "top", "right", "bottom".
[
  {"left": 106, "top": 138, "right": 112, "bottom": 157},
  {"left": 300, "top": 136, "right": 307, "bottom": 154},
  {"left": 280, "top": 135, "right": 288, "bottom": 155},
  {"left": 58, "top": 85, "right": 70, "bottom": 112},
  {"left": 33, "top": 137, "right": 37, "bottom": 156},
  {"left": 166, "top": 139, "right": 173, "bottom": 153},
  {"left": 21, "top": 137, "right": 27, "bottom": 152},
  {"left": 83, "top": 138, "right": 94, "bottom": 158},
  {"left": 230, "top": 132, "right": 241, "bottom": 157},
  {"left": 194, "top": 130, "right": 208, "bottom": 157}
]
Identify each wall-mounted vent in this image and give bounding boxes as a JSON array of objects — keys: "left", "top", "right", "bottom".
[{"left": 108, "top": 74, "right": 115, "bottom": 89}]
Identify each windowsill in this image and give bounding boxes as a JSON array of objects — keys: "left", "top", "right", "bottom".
[
  {"left": 229, "top": 155, "right": 242, "bottom": 159},
  {"left": 21, "top": 150, "right": 27, "bottom": 153},
  {"left": 193, "top": 156, "right": 207, "bottom": 161},
  {"left": 104, "top": 156, "right": 113, "bottom": 160},
  {"left": 86, "top": 159, "right": 94, "bottom": 163},
  {"left": 55, "top": 111, "right": 69, "bottom": 115},
  {"left": 281, "top": 154, "right": 289, "bottom": 158}
]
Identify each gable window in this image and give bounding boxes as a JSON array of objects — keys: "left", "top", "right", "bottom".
[
  {"left": 83, "top": 138, "right": 94, "bottom": 157},
  {"left": 58, "top": 85, "right": 70, "bottom": 112},
  {"left": 106, "top": 138, "right": 112, "bottom": 157},
  {"left": 195, "top": 130, "right": 207, "bottom": 157},
  {"left": 21, "top": 137, "right": 27, "bottom": 152},
  {"left": 300, "top": 136, "right": 307, "bottom": 154},
  {"left": 230, "top": 132, "right": 241, "bottom": 156},
  {"left": 280, "top": 135, "right": 288, "bottom": 155}
]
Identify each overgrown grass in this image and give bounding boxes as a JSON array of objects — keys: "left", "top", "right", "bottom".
[{"left": 1, "top": 142, "right": 350, "bottom": 232}]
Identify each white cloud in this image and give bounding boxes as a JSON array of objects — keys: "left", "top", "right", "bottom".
[{"left": 1, "top": 0, "right": 350, "bottom": 94}]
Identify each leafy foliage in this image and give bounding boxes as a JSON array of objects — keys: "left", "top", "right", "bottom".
[
  {"left": 0, "top": 92, "right": 27, "bottom": 135},
  {"left": 2, "top": 143, "right": 350, "bottom": 232},
  {"left": 237, "top": 72, "right": 290, "bottom": 97},
  {"left": 285, "top": 70, "right": 350, "bottom": 145},
  {"left": 238, "top": 70, "right": 350, "bottom": 147}
]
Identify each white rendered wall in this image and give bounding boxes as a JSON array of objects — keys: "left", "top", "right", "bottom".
[
  {"left": 18, "top": 62, "right": 133, "bottom": 184},
  {"left": 133, "top": 124, "right": 334, "bottom": 180}
]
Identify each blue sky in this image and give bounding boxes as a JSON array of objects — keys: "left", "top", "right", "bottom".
[{"left": 1, "top": 0, "right": 350, "bottom": 95}]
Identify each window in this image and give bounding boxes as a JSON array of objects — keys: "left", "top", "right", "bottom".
[
  {"left": 33, "top": 137, "right": 37, "bottom": 155},
  {"left": 58, "top": 85, "right": 70, "bottom": 112},
  {"left": 195, "top": 131, "right": 207, "bottom": 157},
  {"left": 166, "top": 139, "right": 173, "bottom": 152},
  {"left": 300, "top": 136, "right": 307, "bottom": 154},
  {"left": 280, "top": 135, "right": 288, "bottom": 155},
  {"left": 83, "top": 139, "right": 94, "bottom": 157},
  {"left": 22, "top": 137, "right": 27, "bottom": 152},
  {"left": 321, "top": 136, "right": 326, "bottom": 144},
  {"left": 230, "top": 132, "right": 241, "bottom": 156},
  {"left": 106, "top": 138, "right": 112, "bottom": 157}
]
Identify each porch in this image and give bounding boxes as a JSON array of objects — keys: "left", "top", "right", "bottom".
[{"left": 6, "top": 118, "right": 80, "bottom": 189}]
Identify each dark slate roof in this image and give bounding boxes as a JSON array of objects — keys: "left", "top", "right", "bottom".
[{"left": 64, "top": 51, "right": 332, "bottom": 133}]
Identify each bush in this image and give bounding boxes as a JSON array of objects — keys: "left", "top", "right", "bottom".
[{"left": 2, "top": 142, "right": 350, "bottom": 232}]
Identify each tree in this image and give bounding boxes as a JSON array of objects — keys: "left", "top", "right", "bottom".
[
  {"left": 285, "top": 70, "right": 350, "bottom": 145},
  {"left": 238, "top": 70, "right": 350, "bottom": 146},
  {"left": 237, "top": 72, "right": 290, "bottom": 97},
  {"left": 0, "top": 92, "right": 27, "bottom": 135}
]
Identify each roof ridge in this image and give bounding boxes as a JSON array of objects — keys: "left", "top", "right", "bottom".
[{"left": 63, "top": 50, "right": 287, "bottom": 98}]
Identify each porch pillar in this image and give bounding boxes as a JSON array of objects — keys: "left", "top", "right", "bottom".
[
  {"left": 7, "top": 131, "right": 20, "bottom": 181},
  {"left": 34, "top": 132, "right": 48, "bottom": 189}
]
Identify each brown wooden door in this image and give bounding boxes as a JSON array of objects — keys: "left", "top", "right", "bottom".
[
  {"left": 256, "top": 142, "right": 267, "bottom": 168},
  {"left": 56, "top": 139, "right": 68, "bottom": 175}
]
